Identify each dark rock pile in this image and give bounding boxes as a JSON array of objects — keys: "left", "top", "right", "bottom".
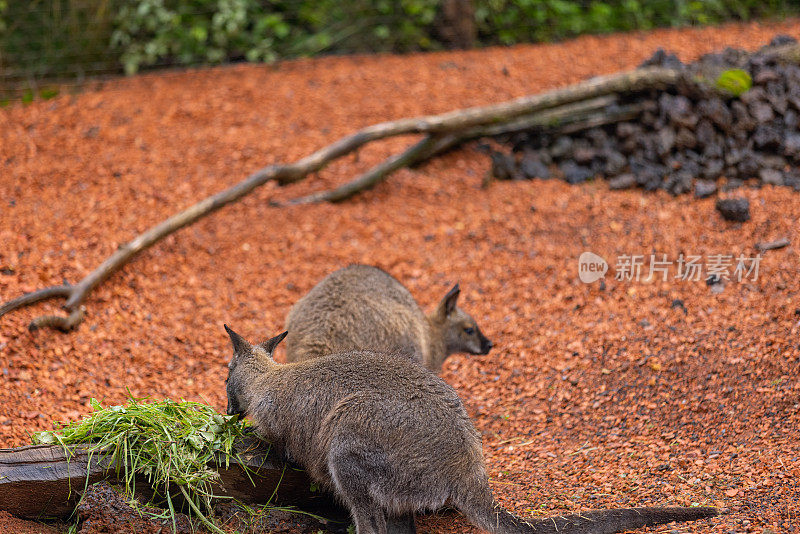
[{"left": 489, "top": 35, "right": 800, "bottom": 196}]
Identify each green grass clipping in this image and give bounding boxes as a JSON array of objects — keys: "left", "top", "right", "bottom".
[{"left": 34, "top": 397, "right": 252, "bottom": 533}]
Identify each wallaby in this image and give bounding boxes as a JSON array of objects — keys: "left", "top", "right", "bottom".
[
  {"left": 284, "top": 265, "right": 492, "bottom": 372},
  {"left": 224, "top": 326, "right": 718, "bottom": 534}
]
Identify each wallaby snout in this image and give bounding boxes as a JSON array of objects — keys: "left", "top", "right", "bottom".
[{"left": 477, "top": 328, "right": 493, "bottom": 355}]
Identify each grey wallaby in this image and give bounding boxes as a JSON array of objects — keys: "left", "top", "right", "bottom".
[
  {"left": 224, "top": 326, "right": 718, "bottom": 534},
  {"left": 284, "top": 265, "right": 492, "bottom": 372}
]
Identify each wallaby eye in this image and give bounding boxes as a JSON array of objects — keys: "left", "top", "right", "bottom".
[{"left": 464, "top": 327, "right": 475, "bottom": 335}]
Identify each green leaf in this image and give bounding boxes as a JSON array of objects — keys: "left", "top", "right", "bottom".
[{"left": 716, "top": 69, "right": 753, "bottom": 97}]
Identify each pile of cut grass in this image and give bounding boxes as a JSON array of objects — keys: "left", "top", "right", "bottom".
[{"left": 34, "top": 397, "right": 253, "bottom": 533}]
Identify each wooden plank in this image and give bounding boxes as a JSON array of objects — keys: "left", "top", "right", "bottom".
[{"left": 0, "top": 436, "right": 345, "bottom": 521}]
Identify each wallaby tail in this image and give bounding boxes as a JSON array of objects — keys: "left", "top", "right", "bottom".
[{"left": 473, "top": 503, "right": 718, "bottom": 534}]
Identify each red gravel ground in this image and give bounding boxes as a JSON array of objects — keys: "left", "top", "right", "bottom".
[{"left": 2, "top": 19, "right": 800, "bottom": 533}]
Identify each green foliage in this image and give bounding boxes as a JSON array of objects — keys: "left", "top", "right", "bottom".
[
  {"left": 111, "top": 0, "right": 293, "bottom": 74},
  {"left": 474, "top": 0, "right": 795, "bottom": 44},
  {"left": 0, "top": 0, "right": 798, "bottom": 93},
  {"left": 716, "top": 68, "right": 753, "bottom": 96},
  {"left": 34, "top": 397, "right": 252, "bottom": 533}
]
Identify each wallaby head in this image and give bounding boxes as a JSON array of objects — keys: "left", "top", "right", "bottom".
[
  {"left": 431, "top": 283, "right": 493, "bottom": 358},
  {"left": 224, "top": 324, "right": 286, "bottom": 417}
]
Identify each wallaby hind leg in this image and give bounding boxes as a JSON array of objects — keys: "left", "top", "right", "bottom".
[
  {"left": 386, "top": 513, "right": 416, "bottom": 534},
  {"left": 328, "top": 446, "right": 389, "bottom": 534}
]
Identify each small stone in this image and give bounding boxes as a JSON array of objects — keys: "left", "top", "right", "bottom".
[
  {"left": 716, "top": 197, "right": 750, "bottom": 222},
  {"left": 702, "top": 159, "right": 724, "bottom": 180},
  {"left": 656, "top": 127, "right": 676, "bottom": 155},
  {"left": 608, "top": 173, "right": 637, "bottom": 190},
  {"left": 769, "top": 34, "right": 797, "bottom": 46},
  {"left": 752, "top": 124, "right": 782, "bottom": 149},
  {"left": 603, "top": 150, "right": 628, "bottom": 175},
  {"left": 520, "top": 153, "right": 550, "bottom": 180},
  {"left": 674, "top": 127, "right": 697, "bottom": 149},
  {"left": 784, "top": 133, "right": 800, "bottom": 159},
  {"left": 550, "top": 136, "right": 574, "bottom": 159},
  {"left": 695, "top": 180, "right": 718, "bottom": 199},
  {"left": 665, "top": 171, "right": 693, "bottom": 195},
  {"left": 750, "top": 101, "right": 775, "bottom": 124},
  {"left": 559, "top": 161, "right": 593, "bottom": 184},
  {"left": 759, "top": 168, "right": 784, "bottom": 186},
  {"left": 490, "top": 152, "right": 521, "bottom": 181},
  {"left": 697, "top": 98, "right": 732, "bottom": 131}
]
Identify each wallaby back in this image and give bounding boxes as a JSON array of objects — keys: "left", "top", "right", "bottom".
[
  {"left": 284, "top": 265, "right": 492, "bottom": 371},
  {"left": 224, "top": 326, "right": 717, "bottom": 534}
]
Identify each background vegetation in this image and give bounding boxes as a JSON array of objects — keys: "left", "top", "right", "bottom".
[{"left": 0, "top": 0, "right": 796, "bottom": 99}]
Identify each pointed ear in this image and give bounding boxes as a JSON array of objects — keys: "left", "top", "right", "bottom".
[
  {"left": 436, "top": 283, "right": 460, "bottom": 317},
  {"left": 258, "top": 331, "right": 288, "bottom": 355},
  {"left": 224, "top": 324, "right": 251, "bottom": 355}
]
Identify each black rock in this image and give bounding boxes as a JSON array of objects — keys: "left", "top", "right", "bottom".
[
  {"left": 731, "top": 100, "right": 756, "bottom": 131},
  {"left": 585, "top": 128, "right": 609, "bottom": 146},
  {"left": 695, "top": 119, "right": 717, "bottom": 148},
  {"left": 603, "top": 150, "right": 628, "bottom": 175},
  {"left": 702, "top": 158, "right": 724, "bottom": 180},
  {"left": 769, "top": 34, "right": 797, "bottom": 47},
  {"left": 616, "top": 122, "right": 642, "bottom": 138},
  {"left": 753, "top": 67, "right": 780, "bottom": 85},
  {"left": 759, "top": 168, "right": 784, "bottom": 186},
  {"left": 550, "top": 136, "right": 574, "bottom": 159},
  {"left": 750, "top": 100, "right": 775, "bottom": 124},
  {"left": 656, "top": 127, "right": 676, "bottom": 156},
  {"left": 490, "top": 151, "right": 521, "bottom": 181},
  {"left": 715, "top": 197, "right": 751, "bottom": 222},
  {"left": 660, "top": 94, "right": 697, "bottom": 128},
  {"left": 559, "top": 161, "right": 593, "bottom": 184},
  {"left": 765, "top": 80, "right": 788, "bottom": 114},
  {"left": 665, "top": 170, "right": 693, "bottom": 195},
  {"left": 520, "top": 153, "right": 551, "bottom": 179},
  {"left": 722, "top": 179, "right": 744, "bottom": 191},
  {"left": 631, "top": 160, "right": 666, "bottom": 190},
  {"left": 573, "top": 143, "right": 597, "bottom": 165},
  {"left": 695, "top": 180, "right": 718, "bottom": 198},
  {"left": 608, "top": 173, "right": 637, "bottom": 190},
  {"left": 784, "top": 109, "right": 798, "bottom": 131},
  {"left": 703, "top": 142, "right": 724, "bottom": 160},
  {"left": 752, "top": 124, "right": 782, "bottom": 149},
  {"left": 784, "top": 133, "right": 800, "bottom": 159},
  {"left": 784, "top": 170, "right": 800, "bottom": 190},
  {"left": 641, "top": 48, "right": 684, "bottom": 69},
  {"left": 761, "top": 154, "right": 787, "bottom": 169},
  {"left": 674, "top": 127, "right": 697, "bottom": 149},
  {"left": 698, "top": 98, "right": 733, "bottom": 131}
]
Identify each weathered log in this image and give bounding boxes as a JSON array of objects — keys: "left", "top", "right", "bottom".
[{"left": 0, "top": 436, "right": 345, "bottom": 521}]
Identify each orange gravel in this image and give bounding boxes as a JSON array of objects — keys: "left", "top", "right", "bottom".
[{"left": 2, "top": 19, "right": 800, "bottom": 533}]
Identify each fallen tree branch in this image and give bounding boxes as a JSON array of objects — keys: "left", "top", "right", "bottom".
[{"left": 4, "top": 43, "right": 800, "bottom": 332}]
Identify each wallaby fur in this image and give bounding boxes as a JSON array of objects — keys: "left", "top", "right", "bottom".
[
  {"left": 224, "top": 326, "right": 718, "bottom": 534},
  {"left": 284, "top": 265, "right": 492, "bottom": 372}
]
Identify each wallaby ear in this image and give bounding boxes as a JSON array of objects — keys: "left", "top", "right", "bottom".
[
  {"left": 437, "top": 283, "right": 460, "bottom": 317},
  {"left": 224, "top": 324, "right": 251, "bottom": 355},
  {"left": 258, "top": 330, "right": 288, "bottom": 356}
]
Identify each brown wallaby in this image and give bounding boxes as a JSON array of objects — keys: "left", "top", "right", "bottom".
[
  {"left": 224, "top": 326, "right": 718, "bottom": 534},
  {"left": 284, "top": 265, "right": 492, "bottom": 372}
]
